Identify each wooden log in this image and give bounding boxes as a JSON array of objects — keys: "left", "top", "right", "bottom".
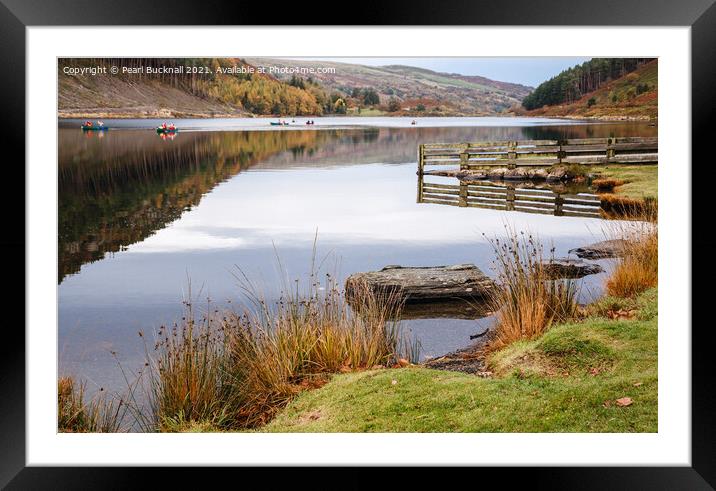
[
  {"left": 345, "top": 264, "right": 497, "bottom": 303},
  {"left": 422, "top": 198, "right": 462, "bottom": 206},
  {"left": 466, "top": 202, "right": 507, "bottom": 210},
  {"left": 423, "top": 187, "right": 460, "bottom": 196},
  {"left": 422, "top": 192, "right": 460, "bottom": 202},
  {"left": 421, "top": 181, "right": 460, "bottom": 190}
]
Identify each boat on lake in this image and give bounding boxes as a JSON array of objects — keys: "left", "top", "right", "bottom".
[{"left": 156, "top": 127, "right": 178, "bottom": 134}]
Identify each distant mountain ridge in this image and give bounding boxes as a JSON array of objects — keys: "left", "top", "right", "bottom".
[{"left": 246, "top": 58, "right": 533, "bottom": 115}]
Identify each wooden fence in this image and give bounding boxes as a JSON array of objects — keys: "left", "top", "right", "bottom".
[
  {"left": 418, "top": 136, "right": 657, "bottom": 173},
  {"left": 417, "top": 176, "right": 603, "bottom": 219}
]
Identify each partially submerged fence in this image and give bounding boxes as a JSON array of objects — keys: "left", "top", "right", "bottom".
[
  {"left": 417, "top": 176, "right": 603, "bottom": 219},
  {"left": 418, "top": 136, "right": 658, "bottom": 172}
]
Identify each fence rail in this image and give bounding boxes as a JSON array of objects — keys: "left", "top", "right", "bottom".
[
  {"left": 418, "top": 136, "right": 658, "bottom": 172},
  {"left": 417, "top": 175, "right": 603, "bottom": 219}
]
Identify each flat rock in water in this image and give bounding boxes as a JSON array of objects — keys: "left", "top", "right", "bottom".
[
  {"left": 542, "top": 259, "right": 604, "bottom": 279},
  {"left": 345, "top": 264, "right": 496, "bottom": 303},
  {"left": 569, "top": 239, "right": 628, "bottom": 259}
]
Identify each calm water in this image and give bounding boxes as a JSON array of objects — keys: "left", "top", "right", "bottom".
[{"left": 58, "top": 117, "right": 657, "bottom": 393}]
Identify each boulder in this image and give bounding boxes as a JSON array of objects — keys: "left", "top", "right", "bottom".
[
  {"left": 541, "top": 259, "right": 604, "bottom": 279},
  {"left": 460, "top": 171, "right": 489, "bottom": 180},
  {"left": 547, "top": 166, "right": 568, "bottom": 182},
  {"left": 531, "top": 168, "right": 550, "bottom": 180},
  {"left": 568, "top": 239, "right": 629, "bottom": 259},
  {"left": 488, "top": 167, "right": 509, "bottom": 178},
  {"left": 503, "top": 167, "right": 533, "bottom": 180},
  {"left": 345, "top": 264, "right": 496, "bottom": 303}
]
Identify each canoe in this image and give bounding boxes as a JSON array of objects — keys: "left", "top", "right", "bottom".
[
  {"left": 269, "top": 122, "right": 289, "bottom": 126},
  {"left": 81, "top": 126, "right": 108, "bottom": 131},
  {"left": 156, "top": 127, "right": 178, "bottom": 134}
]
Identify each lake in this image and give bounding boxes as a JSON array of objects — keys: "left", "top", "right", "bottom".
[{"left": 58, "top": 117, "right": 657, "bottom": 394}]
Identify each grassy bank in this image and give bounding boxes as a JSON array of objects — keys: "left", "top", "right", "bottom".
[
  {"left": 59, "top": 225, "right": 657, "bottom": 433},
  {"left": 263, "top": 288, "right": 657, "bottom": 432},
  {"left": 592, "top": 165, "right": 658, "bottom": 200}
]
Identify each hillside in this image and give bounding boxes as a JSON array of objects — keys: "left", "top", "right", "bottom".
[
  {"left": 58, "top": 58, "right": 327, "bottom": 119},
  {"left": 245, "top": 58, "right": 533, "bottom": 115},
  {"left": 520, "top": 59, "right": 658, "bottom": 120}
]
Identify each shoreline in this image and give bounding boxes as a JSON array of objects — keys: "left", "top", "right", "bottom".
[{"left": 58, "top": 111, "right": 656, "bottom": 123}]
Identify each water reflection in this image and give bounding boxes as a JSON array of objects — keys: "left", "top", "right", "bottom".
[
  {"left": 59, "top": 122, "right": 655, "bottom": 283},
  {"left": 418, "top": 175, "right": 603, "bottom": 219}
]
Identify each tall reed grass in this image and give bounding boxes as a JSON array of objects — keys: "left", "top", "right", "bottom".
[
  {"left": 605, "top": 220, "right": 658, "bottom": 298},
  {"left": 58, "top": 376, "right": 126, "bottom": 432},
  {"left": 143, "top": 266, "right": 415, "bottom": 431},
  {"left": 486, "top": 230, "right": 579, "bottom": 348}
]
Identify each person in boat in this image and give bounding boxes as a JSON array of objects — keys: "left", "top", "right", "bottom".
[
  {"left": 97, "top": 121, "right": 104, "bottom": 127},
  {"left": 84, "top": 120, "right": 92, "bottom": 127},
  {"left": 411, "top": 120, "right": 416, "bottom": 125},
  {"left": 168, "top": 122, "right": 175, "bottom": 130},
  {"left": 162, "top": 122, "right": 167, "bottom": 130}
]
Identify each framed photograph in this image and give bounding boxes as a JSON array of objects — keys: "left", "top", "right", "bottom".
[{"left": 4, "top": 0, "right": 714, "bottom": 486}]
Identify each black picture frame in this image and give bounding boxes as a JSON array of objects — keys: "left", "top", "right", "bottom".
[{"left": 2, "top": 0, "right": 713, "bottom": 487}]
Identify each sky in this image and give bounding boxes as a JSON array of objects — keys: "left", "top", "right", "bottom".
[{"left": 293, "top": 57, "right": 592, "bottom": 87}]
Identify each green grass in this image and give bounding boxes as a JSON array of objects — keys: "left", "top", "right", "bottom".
[
  {"left": 347, "top": 107, "right": 386, "bottom": 116},
  {"left": 592, "top": 165, "right": 658, "bottom": 200},
  {"left": 262, "top": 288, "right": 657, "bottom": 433}
]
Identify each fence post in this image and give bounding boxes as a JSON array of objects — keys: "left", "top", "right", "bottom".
[
  {"left": 416, "top": 173, "right": 424, "bottom": 204},
  {"left": 507, "top": 141, "right": 517, "bottom": 169},
  {"left": 557, "top": 139, "right": 566, "bottom": 165},
  {"left": 459, "top": 180, "right": 468, "bottom": 207},
  {"left": 554, "top": 194, "right": 564, "bottom": 216},
  {"left": 418, "top": 144, "right": 424, "bottom": 176},
  {"left": 459, "top": 144, "right": 469, "bottom": 171},
  {"left": 606, "top": 137, "right": 616, "bottom": 163},
  {"left": 506, "top": 185, "right": 515, "bottom": 211}
]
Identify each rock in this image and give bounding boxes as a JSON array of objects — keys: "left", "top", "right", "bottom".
[
  {"left": 541, "top": 259, "right": 604, "bottom": 279},
  {"left": 397, "top": 298, "right": 490, "bottom": 320},
  {"left": 503, "top": 167, "right": 533, "bottom": 180},
  {"left": 488, "top": 167, "right": 509, "bottom": 178},
  {"left": 460, "top": 171, "right": 488, "bottom": 180},
  {"left": 547, "top": 166, "right": 568, "bottom": 182},
  {"left": 345, "top": 264, "right": 496, "bottom": 303},
  {"left": 569, "top": 239, "right": 629, "bottom": 259}
]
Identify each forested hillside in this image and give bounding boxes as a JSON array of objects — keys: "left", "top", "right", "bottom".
[
  {"left": 58, "top": 58, "right": 328, "bottom": 118},
  {"left": 522, "top": 58, "right": 655, "bottom": 110},
  {"left": 520, "top": 59, "right": 657, "bottom": 120}
]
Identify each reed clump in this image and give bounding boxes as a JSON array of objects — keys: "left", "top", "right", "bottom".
[
  {"left": 606, "top": 221, "right": 658, "bottom": 298},
  {"left": 146, "top": 272, "right": 414, "bottom": 431},
  {"left": 592, "top": 177, "right": 625, "bottom": 191},
  {"left": 486, "top": 230, "right": 579, "bottom": 349},
  {"left": 600, "top": 194, "right": 657, "bottom": 221},
  {"left": 146, "top": 297, "right": 238, "bottom": 432},
  {"left": 58, "top": 376, "right": 125, "bottom": 432}
]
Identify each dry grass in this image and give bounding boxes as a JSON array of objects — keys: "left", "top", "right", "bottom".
[
  {"left": 485, "top": 230, "right": 579, "bottom": 349},
  {"left": 58, "top": 376, "right": 126, "bottom": 432},
  {"left": 145, "top": 296, "right": 239, "bottom": 432},
  {"left": 606, "top": 222, "right": 658, "bottom": 298},
  {"left": 144, "top": 267, "right": 415, "bottom": 431},
  {"left": 592, "top": 177, "right": 625, "bottom": 191},
  {"left": 223, "top": 277, "right": 410, "bottom": 427},
  {"left": 600, "top": 194, "right": 657, "bottom": 221}
]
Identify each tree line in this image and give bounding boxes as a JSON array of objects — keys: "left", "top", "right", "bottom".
[{"left": 521, "top": 58, "right": 655, "bottom": 110}]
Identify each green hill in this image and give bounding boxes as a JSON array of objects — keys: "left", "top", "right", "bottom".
[{"left": 520, "top": 59, "right": 657, "bottom": 120}]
